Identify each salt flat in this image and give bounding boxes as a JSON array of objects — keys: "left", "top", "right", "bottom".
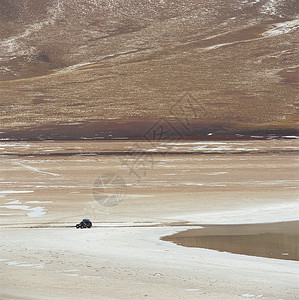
[{"left": 0, "top": 140, "right": 298, "bottom": 299}]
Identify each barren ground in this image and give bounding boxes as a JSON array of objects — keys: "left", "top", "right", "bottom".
[
  {"left": 0, "top": 140, "right": 298, "bottom": 299},
  {"left": 0, "top": 0, "right": 298, "bottom": 139}
]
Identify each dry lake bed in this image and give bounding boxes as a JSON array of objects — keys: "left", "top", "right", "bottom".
[{"left": 0, "top": 139, "right": 298, "bottom": 299}]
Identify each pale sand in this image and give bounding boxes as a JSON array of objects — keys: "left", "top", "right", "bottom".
[
  {"left": 0, "top": 141, "right": 298, "bottom": 299},
  {"left": 1, "top": 226, "right": 298, "bottom": 300}
]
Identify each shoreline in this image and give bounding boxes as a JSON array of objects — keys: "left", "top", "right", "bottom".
[
  {"left": 161, "top": 221, "right": 299, "bottom": 261},
  {"left": 1, "top": 140, "right": 298, "bottom": 299},
  {"left": 0, "top": 118, "right": 298, "bottom": 142},
  {"left": 1, "top": 224, "right": 298, "bottom": 300}
]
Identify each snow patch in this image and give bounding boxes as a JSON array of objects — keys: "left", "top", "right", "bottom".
[
  {"left": 27, "top": 207, "right": 46, "bottom": 218},
  {"left": 262, "top": 19, "right": 299, "bottom": 37},
  {"left": 260, "top": 0, "right": 280, "bottom": 15},
  {"left": 25, "top": 201, "right": 53, "bottom": 204},
  {"left": 3, "top": 260, "right": 45, "bottom": 269},
  {"left": 0, "top": 198, "right": 50, "bottom": 218},
  {"left": 0, "top": 190, "right": 34, "bottom": 194},
  {"left": 204, "top": 172, "right": 228, "bottom": 175},
  {"left": 6, "top": 200, "right": 22, "bottom": 204},
  {"left": 14, "top": 162, "right": 60, "bottom": 177}
]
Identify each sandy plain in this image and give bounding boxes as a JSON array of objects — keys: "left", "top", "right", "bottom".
[{"left": 0, "top": 140, "right": 298, "bottom": 299}]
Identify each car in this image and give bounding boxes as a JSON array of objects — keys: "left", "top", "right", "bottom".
[{"left": 76, "top": 218, "right": 92, "bottom": 229}]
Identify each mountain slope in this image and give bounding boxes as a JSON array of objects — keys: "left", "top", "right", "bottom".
[{"left": 0, "top": 0, "right": 298, "bottom": 140}]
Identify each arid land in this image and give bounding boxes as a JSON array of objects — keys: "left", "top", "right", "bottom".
[
  {"left": 1, "top": 1, "right": 299, "bottom": 299},
  {"left": 0, "top": 140, "right": 298, "bottom": 299},
  {"left": 0, "top": 0, "right": 298, "bottom": 140}
]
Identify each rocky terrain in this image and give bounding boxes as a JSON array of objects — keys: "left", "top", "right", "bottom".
[{"left": 0, "top": 0, "right": 298, "bottom": 139}]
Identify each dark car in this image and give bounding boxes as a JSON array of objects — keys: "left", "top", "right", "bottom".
[{"left": 76, "top": 218, "right": 92, "bottom": 229}]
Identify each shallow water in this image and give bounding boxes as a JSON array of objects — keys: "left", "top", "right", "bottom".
[{"left": 162, "top": 221, "right": 299, "bottom": 261}]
